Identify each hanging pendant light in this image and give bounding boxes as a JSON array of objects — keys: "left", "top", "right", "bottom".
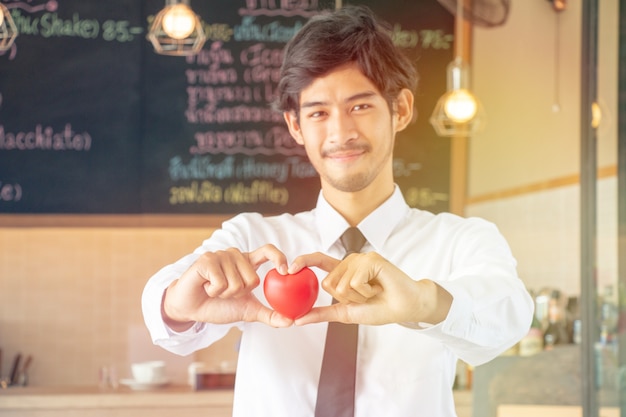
[
  {"left": 0, "top": 3, "right": 18, "bottom": 53},
  {"left": 147, "top": 0, "right": 206, "bottom": 56},
  {"left": 430, "top": 1, "right": 485, "bottom": 137}
]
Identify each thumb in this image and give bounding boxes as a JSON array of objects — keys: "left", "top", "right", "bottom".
[{"left": 243, "top": 298, "right": 293, "bottom": 327}]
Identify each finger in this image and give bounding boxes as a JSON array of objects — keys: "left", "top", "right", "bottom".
[
  {"left": 352, "top": 281, "right": 383, "bottom": 302},
  {"left": 349, "top": 276, "right": 384, "bottom": 300},
  {"left": 195, "top": 252, "right": 231, "bottom": 298},
  {"left": 243, "top": 298, "right": 294, "bottom": 327},
  {"left": 326, "top": 274, "right": 365, "bottom": 304},
  {"left": 248, "top": 244, "right": 289, "bottom": 274},
  {"left": 289, "top": 252, "right": 340, "bottom": 274},
  {"left": 328, "top": 256, "right": 383, "bottom": 302},
  {"left": 194, "top": 249, "right": 258, "bottom": 298},
  {"left": 319, "top": 260, "right": 350, "bottom": 298},
  {"left": 332, "top": 288, "right": 368, "bottom": 304},
  {"left": 325, "top": 277, "right": 383, "bottom": 304},
  {"left": 215, "top": 255, "right": 251, "bottom": 298},
  {"left": 294, "top": 305, "right": 342, "bottom": 325}
]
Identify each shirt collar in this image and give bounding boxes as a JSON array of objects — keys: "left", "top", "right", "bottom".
[{"left": 314, "top": 185, "right": 410, "bottom": 253}]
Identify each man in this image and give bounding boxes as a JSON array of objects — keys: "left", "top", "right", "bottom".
[{"left": 142, "top": 5, "right": 533, "bottom": 416}]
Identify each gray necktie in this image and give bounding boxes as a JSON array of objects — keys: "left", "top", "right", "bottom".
[{"left": 315, "top": 227, "right": 366, "bottom": 417}]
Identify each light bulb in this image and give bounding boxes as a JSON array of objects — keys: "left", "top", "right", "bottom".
[
  {"left": 443, "top": 89, "right": 478, "bottom": 123},
  {"left": 162, "top": 4, "right": 196, "bottom": 40}
]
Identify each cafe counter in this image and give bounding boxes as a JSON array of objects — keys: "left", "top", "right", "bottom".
[
  {"left": 0, "top": 385, "right": 473, "bottom": 417},
  {"left": 0, "top": 385, "right": 234, "bottom": 417}
]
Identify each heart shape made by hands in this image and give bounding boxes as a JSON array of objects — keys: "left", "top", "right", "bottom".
[{"left": 263, "top": 267, "right": 319, "bottom": 319}]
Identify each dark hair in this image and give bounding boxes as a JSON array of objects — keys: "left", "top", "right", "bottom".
[{"left": 274, "top": 5, "right": 418, "bottom": 114}]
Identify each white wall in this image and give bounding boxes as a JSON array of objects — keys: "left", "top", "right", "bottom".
[
  {"left": 466, "top": 176, "right": 617, "bottom": 296},
  {"left": 467, "top": 0, "right": 619, "bottom": 296},
  {"left": 470, "top": 0, "right": 582, "bottom": 197}
]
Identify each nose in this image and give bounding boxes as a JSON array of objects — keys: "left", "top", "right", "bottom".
[{"left": 327, "top": 112, "right": 358, "bottom": 144}]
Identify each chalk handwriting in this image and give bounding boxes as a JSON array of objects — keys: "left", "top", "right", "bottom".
[
  {"left": 392, "top": 25, "right": 453, "bottom": 50},
  {"left": 234, "top": 16, "right": 303, "bottom": 42},
  {"left": 187, "top": 86, "right": 254, "bottom": 107},
  {"left": 0, "top": 124, "right": 92, "bottom": 151},
  {"left": 186, "top": 67, "right": 238, "bottom": 85},
  {"left": 392, "top": 24, "right": 419, "bottom": 49},
  {"left": 240, "top": 43, "right": 283, "bottom": 68},
  {"left": 238, "top": 155, "right": 317, "bottom": 182},
  {"left": 185, "top": 41, "right": 284, "bottom": 126},
  {"left": 169, "top": 155, "right": 316, "bottom": 183},
  {"left": 4, "top": 0, "right": 57, "bottom": 14},
  {"left": 185, "top": 42, "right": 237, "bottom": 85},
  {"left": 202, "top": 23, "right": 234, "bottom": 42},
  {"left": 286, "top": 156, "right": 317, "bottom": 179},
  {"left": 419, "top": 29, "right": 453, "bottom": 50},
  {"left": 190, "top": 126, "right": 304, "bottom": 156},
  {"left": 102, "top": 19, "right": 143, "bottom": 42},
  {"left": 40, "top": 12, "right": 99, "bottom": 38},
  {"left": 241, "top": 43, "right": 283, "bottom": 84},
  {"left": 239, "top": 0, "right": 320, "bottom": 17},
  {"left": 176, "top": 16, "right": 314, "bottom": 211},
  {"left": 224, "top": 180, "right": 288, "bottom": 205},
  {"left": 186, "top": 42, "right": 235, "bottom": 70},
  {"left": 9, "top": 9, "right": 143, "bottom": 42},
  {"left": 186, "top": 104, "right": 283, "bottom": 125},
  {"left": 393, "top": 158, "right": 422, "bottom": 177},
  {"left": 0, "top": 181, "right": 22, "bottom": 202},
  {"left": 169, "top": 155, "right": 236, "bottom": 181},
  {"left": 404, "top": 187, "right": 448, "bottom": 208},
  {"left": 169, "top": 180, "right": 223, "bottom": 205},
  {"left": 243, "top": 63, "right": 280, "bottom": 84},
  {"left": 236, "top": 157, "right": 289, "bottom": 183},
  {"left": 169, "top": 180, "right": 288, "bottom": 206}
]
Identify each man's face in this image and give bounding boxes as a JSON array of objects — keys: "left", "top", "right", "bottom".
[{"left": 283, "top": 63, "right": 413, "bottom": 195}]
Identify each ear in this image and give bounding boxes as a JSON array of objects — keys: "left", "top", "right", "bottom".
[
  {"left": 393, "top": 89, "right": 415, "bottom": 133},
  {"left": 283, "top": 111, "right": 304, "bottom": 145}
]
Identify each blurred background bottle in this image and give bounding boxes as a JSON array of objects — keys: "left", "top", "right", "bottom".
[{"left": 541, "top": 289, "right": 569, "bottom": 350}]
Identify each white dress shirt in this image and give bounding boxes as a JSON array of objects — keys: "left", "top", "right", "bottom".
[{"left": 142, "top": 186, "right": 533, "bottom": 417}]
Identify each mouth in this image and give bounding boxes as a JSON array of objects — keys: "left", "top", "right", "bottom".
[{"left": 323, "top": 145, "right": 369, "bottom": 163}]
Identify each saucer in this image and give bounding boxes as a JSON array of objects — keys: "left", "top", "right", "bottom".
[{"left": 119, "top": 377, "right": 170, "bottom": 390}]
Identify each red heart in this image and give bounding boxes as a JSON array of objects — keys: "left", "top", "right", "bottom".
[{"left": 263, "top": 267, "right": 319, "bottom": 319}]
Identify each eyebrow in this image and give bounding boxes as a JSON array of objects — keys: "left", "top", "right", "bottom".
[{"left": 300, "top": 91, "right": 378, "bottom": 109}]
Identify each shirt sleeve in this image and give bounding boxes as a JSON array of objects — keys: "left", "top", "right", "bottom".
[
  {"left": 141, "top": 217, "right": 251, "bottom": 356},
  {"left": 405, "top": 218, "right": 534, "bottom": 366}
]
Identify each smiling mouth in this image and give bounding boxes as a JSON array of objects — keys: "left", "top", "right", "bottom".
[
  {"left": 323, "top": 145, "right": 369, "bottom": 161},
  {"left": 328, "top": 151, "right": 364, "bottom": 162}
]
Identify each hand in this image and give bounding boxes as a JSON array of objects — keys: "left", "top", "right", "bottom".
[
  {"left": 163, "top": 244, "right": 293, "bottom": 330},
  {"left": 290, "top": 252, "right": 452, "bottom": 326}
]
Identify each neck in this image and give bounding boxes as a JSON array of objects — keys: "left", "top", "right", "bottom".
[{"left": 321, "top": 177, "right": 395, "bottom": 226}]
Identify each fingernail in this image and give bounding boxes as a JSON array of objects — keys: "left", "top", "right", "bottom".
[{"left": 278, "top": 264, "right": 288, "bottom": 275}]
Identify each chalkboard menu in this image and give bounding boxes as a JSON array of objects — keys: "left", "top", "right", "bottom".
[{"left": 0, "top": 0, "right": 453, "bottom": 216}]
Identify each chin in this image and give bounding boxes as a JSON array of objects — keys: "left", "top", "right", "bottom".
[{"left": 326, "top": 174, "right": 372, "bottom": 193}]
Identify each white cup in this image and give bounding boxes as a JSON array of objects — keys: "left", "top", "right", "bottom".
[{"left": 131, "top": 361, "right": 166, "bottom": 383}]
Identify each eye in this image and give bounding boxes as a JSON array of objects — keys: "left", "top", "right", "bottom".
[
  {"left": 307, "top": 110, "right": 327, "bottom": 120},
  {"left": 352, "top": 103, "right": 372, "bottom": 112}
]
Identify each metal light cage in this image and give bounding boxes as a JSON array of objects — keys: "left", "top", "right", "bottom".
[
  {"left": 430, "top": 58, "right": 486, "bottom": 137},
  {"left": 147, "top": 0, "right": 206, "bottom": 56},
  {"left": 0, "top": 4, "right": 18, "bottom": 52}
]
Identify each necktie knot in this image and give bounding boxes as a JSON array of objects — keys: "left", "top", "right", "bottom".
[{"left": 340, "top": 227, "right": 366, "bottom": 258}]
